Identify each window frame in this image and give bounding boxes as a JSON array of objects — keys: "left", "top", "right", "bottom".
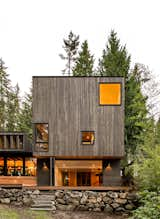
[
  {"left": 34, "top": 123, "right": 49, "bottom": 152},
  {"left": 99, "top": 82, "right": 122, "bottom": 106},
  {"left": 81, "top": 131, "right": 95, "bottom": 145}
]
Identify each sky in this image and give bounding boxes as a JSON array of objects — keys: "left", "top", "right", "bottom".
[{"left": 0, "top": 0, "right": 160, "bottom": 95}]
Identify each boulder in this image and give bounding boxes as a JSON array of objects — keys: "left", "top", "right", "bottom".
[
  {"left": 104, "top": 204, "right": 113, "bottom": 213},
  {"left": 23, "top": 197, "right": 33, "bottom": 206},
  {"left": 88, "top": 198, "right": 97, "bottom": 204},
  {"left": 107, "top": 191, "right": 118, "bottom": 199},
  {"left": 56, "top": 204, "right": 67, "bottom": 211},
  {"left": 80, "top": 194, "right": 88, "bottom": 204},
  {"left": 32, "top": 190, "right": 40, "bottom": 195},
  {"left": 103, "top": 196, "right": 113, "bottom": 204},
  {"left": 119, "top": 192, "right": 128, "bottom": 199},
  {"left": 115, "top": 207, "right": 125, "bottom": 212},
  {"left": 115, "top": 198, "right": 127, "bottom": 205},
  {"left": 71, "top": 199, "right": 79, "bottom": 206},
  {"left": 77, "top": 205, "right": 88, "bottom": 211},
  {"left": 56, "top": 198, "right": 66, "bottom": 204},
  {"left": 97, "top": 196, "right": 102, "bottom": 203},
  {"left": 70, "top": 191, "right": 82, "bottom": 199},
  {"left": 125, "top": 204, "right": 134, "bottom": 210},
  {"left": 111, "top": 203, "right": 120, "bottom": 209},
  {"left": 93, "top": 207, "right": 101, "bottom": 212},
  {"left": 55, "top": 191, "right": 64, "bottom": 199},
  {"left": 1, "top": 198, "right": 10, "bottom": 204}
]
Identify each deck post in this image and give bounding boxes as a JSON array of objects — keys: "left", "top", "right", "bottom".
[
  {"left": 23, "top": 157, "right": 25, "bottom": 176},
  {"left": 4, "top": 156, "right": 7, "bottom": 176},
  {"left": 50, "top": 157, "right": 52, "bottom": 186}
]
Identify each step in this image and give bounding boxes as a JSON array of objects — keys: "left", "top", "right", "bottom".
[
  {"left": 36, "top": 195, "right": 55, "bottom": 200},
  {"left": 33, "top": 201, "right": 53, "bottom": 205},
  {"left": 30, "top": 207, "right": 54, "bottom": 211},
  {"left": 31, "top": 204, "right": 53, "bottom": 207}
]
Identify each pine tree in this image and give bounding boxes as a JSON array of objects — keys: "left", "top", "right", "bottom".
[
  {"left": 98, "top": 30, "right": 130, "bottom": 77},
  {"left": 72, "top": 40, "right": 94, "bottom": 76},
  {"left": 60, "top": 31, "right": 79, "bottom": 76},
  {"left": 6, "top": 84, "right": 21, "bottom": 131},
  {"left": 155, "top": 118, "right": 160, "bottom": 145},
  {"left": 0, "top": 58, "right": 12, "bottom": 130},
  {"left": 125, "top": 65, "right": 148, "bottom": 156},
  {"left": 18, "top": 88, "right": 32, "bottom": 138},
  {"left": 98, "top": 32, "right": 149, "bottom": 181}
]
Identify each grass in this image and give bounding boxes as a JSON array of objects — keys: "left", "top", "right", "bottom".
[
  {"left": 0, "top": 204, "right": 128, "bottom": 219},
  {"left": 0, "top": 205, "right": 52, "bottom": 219}
]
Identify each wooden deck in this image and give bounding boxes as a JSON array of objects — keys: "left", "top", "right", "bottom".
[
  {"left": 0, "top": 176, "right": 131, "bottom": 191},
  {"left": 23, "top": 186, "right": 131, "bottom": 191},
  {"left": 0, "top": 176, "right": 36, "bottom": 186}
]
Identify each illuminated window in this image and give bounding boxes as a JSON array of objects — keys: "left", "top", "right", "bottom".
[
  {"left": 7, "top": 157, "right": 23, "bottom": 176},
  {"left": 81, "top": 131, "right": 95, "bottom": 145},
  {"left": 99, "top": 83, "right": 121, "bottom": 105},
  {"left": 0, "top": 157, "right": 4, "bottom": 175},
  {"left": 25, "top": 158, "right": 37, "bottom": 176},
  {"left": 35, "top": 123, "right": 48, "bottom": 152}
]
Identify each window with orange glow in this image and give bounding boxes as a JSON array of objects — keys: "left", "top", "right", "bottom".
[
  {"left": 7, "top": 157, "right": 23, "bottom": 176},
  {"left": 99, "top": 83, "right": 121, "bottom": 105},
  {"left": 25, "top": 158, "right": 36, "bottom": 176},
  {"left": 0, "top": 157, "right": 4, "bottom": 175},
  {"left": 81, "top": 131, "right": 95, "bottom": 145},
  {"left": 35, "top": 123, "right": 48, "bottom": 151}
]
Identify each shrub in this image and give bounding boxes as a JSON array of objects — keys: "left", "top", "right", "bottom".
[{"left": 130, "top": 190, "right": 160, "bottom": 219}]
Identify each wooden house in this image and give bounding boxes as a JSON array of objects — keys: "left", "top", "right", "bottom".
[{"left": 32, "top": 76, "right": 124, "bottom": 187}]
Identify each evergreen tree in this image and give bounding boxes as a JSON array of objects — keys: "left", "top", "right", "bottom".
[
  {"left": 98, "top": 30, "right": 130, "bottom": 77},
  {"left": 72, "top": 40, "right": 94, "bottom": 76},
  {"left": 98, "top": 32, "right": 149, "bottom": 180},
  {"left": 60, "top": 31, "right": 79, "bottom": 76},
  {"left": 0, "top": 58, "right": 11, "bottom": 130},
  {"left": 6, "top": 84, "right": 21, "bottom": 131},
  {"left": 155, "top": 118, "right": 160, "bottom": 145},
  {"left": 125, "top": 64, "right": 148, "bottom": 156},
  {"left": 18, "top": 88, "right": 32, "bottom": 138}
]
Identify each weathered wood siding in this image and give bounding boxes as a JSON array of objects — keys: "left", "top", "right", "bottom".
[
  {"left": 0, "top": 133, "right": 32, "bottom": 152},
  {"left": 32, "top": 77, "right": 124, "bottom": 157}
]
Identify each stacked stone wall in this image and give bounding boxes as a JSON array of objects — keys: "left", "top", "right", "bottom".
[{"left": 0, "top": 188, "right": 138, "bottom": 214}]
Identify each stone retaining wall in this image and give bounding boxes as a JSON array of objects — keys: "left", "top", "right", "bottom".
[{"left": 0, "top": 188, "right": 138, "bottom": 213}]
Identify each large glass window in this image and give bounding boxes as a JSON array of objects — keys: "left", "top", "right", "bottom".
[
  {"left": 99, "top": 83, "right": 121, "bottom": 105},
  {"left": 7, "top": 157, "right": 23, "bottom": 176},
  {"left": 0, "top": 157, "right": 4, "bottom": 175},
  {"left": 55, "top": 160, "right": 102, "bottom": 186},
  {"left": 35, "top": 123, "right": 48, "bottom": 152},
  {"left": 81, "top": 131, "right": 95, "bottom": 145},
  {"left": 25, "top": 158, "right": 37, "bottom": 176}
]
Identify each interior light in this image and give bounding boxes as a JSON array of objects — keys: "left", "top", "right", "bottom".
[
  {"left": 42, "top": 162, "right": 48, "bottom": 170},
  {"left": 106, "top": 163, "right": 112, "bottom": 172}
]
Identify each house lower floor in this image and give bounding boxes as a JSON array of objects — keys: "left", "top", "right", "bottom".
[{"left": 0, "top": 156, "right": 122, "bottom": 187}]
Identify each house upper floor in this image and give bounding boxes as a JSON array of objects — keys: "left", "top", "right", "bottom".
[
  {"left": 0, "top": 132, "right": 32, "bottom": 153},
  {"left": 32, "top": 76, "right": 125, "bottom": 158}
]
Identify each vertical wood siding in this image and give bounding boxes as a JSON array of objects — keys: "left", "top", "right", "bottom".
[{"left": 33, "top": 77, "right": 124, "bottom": 157}]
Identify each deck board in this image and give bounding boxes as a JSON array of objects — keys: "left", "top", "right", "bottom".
[{"left": 23, "top": 186, "right": 131, "bottom": 191}]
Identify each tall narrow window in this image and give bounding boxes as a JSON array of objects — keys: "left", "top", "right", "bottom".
[
  {"left": 81, "top": 131, "right": 95, "bottom": 145},
  {"left": 35, "top": 123, "right": 48, "bottom": 152},
  {"left": 99, "top": 83, "right": 121, "bottom": 105}
]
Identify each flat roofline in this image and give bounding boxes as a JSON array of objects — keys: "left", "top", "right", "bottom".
[
  {"left": 0, "top": 132, "right": 27, "bottom": 135},
  {"left": 32, "top": 76, "right": 124, "bottom": 78}
]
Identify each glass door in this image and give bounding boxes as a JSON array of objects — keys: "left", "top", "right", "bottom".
[{"left": 77, "top": 172, "right": 91, "bottom": 186}]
